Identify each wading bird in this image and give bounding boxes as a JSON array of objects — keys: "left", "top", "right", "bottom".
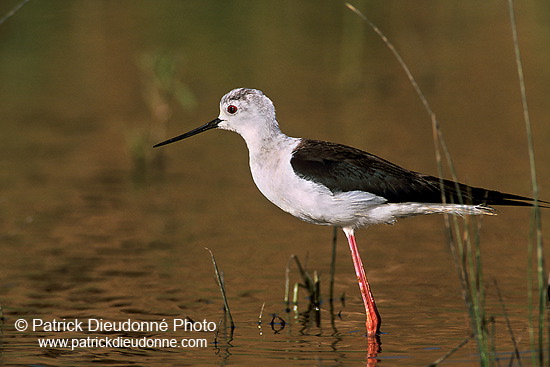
[{"left": 154, "top": 88, "right": 544, "bottom": 336}]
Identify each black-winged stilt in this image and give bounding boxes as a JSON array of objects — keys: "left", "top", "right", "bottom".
[{"left": 154, "top": 88, "right": 544, "bottom": 336}]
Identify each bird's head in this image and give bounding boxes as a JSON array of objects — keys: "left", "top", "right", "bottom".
[{"left": 153, "top": 88, "right": 280, "bottom": 148}]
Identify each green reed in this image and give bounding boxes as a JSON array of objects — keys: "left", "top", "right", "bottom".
[
  {"left": 284, "top": 254, "right": 322, "bottom": 315},
  {"left": 507, "top": 0, "right": 547, "bottom": 364},
  {"left": 283, "top": 229, "right": 340, "bottom": 327},
  {"left": 0, "top": 0, "right": 30, "bottom": 26},
  {"left": 346, "top": 2, "right": 547, "bottom": 364}
]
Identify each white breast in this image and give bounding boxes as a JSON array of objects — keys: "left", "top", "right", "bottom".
[{"left": 246, "top": 138, "right": 387, "bottom": 228}]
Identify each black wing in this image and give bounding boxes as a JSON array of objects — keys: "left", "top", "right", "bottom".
[{"left": 290, "top": 139, "right": 543, "bottom": 207}]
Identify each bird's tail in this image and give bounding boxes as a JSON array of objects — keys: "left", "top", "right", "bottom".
[{"left": 427, "top": 175, "right": 548, "bottom": 208}]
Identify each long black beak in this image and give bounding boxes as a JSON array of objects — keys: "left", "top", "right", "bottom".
[{"left": 153, "top": 118, "right": 222, "bottom": 148}]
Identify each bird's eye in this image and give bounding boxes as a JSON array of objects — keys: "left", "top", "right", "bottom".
[{"left": 227, "top": 105, "right": 238, "bottom": 114}]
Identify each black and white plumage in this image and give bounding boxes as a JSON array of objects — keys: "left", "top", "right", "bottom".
[
  {"left": 154, "top": 88, "right": 545, "bottom": 336},
  {"left": 290, "top": 139, "right": 537, "bottom": 208}
]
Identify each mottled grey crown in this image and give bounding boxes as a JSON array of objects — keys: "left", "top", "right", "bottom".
[{"left": 221, "top": 88, "right": 264, "bottom": 105}]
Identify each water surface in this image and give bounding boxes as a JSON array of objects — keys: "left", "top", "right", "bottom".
[{"left": 1, "top": 1, "right": 549, "bottom": 365}]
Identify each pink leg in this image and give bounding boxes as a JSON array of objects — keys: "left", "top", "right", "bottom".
[{"left": 343, "top": 227, "right": 381, "bottom": 336}]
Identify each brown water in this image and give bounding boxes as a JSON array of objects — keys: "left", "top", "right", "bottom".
[{"left": 1, "top": 1, "right": 549, "bottom": 365}]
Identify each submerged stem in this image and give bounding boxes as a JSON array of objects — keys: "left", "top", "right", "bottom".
[{"left": 205, "top": 248, "right": 235, "bottom": 329}]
